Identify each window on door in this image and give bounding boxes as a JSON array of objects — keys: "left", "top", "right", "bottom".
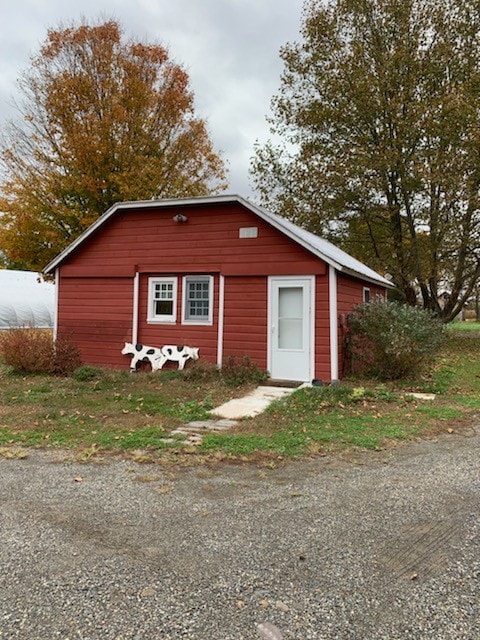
[{"left": 278, "top": 286, "right": 303, "bottom": 349}]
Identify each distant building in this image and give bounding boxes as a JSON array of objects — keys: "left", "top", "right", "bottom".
[{"left": 0, "top": 270, "right": 55, "bottom": 329}]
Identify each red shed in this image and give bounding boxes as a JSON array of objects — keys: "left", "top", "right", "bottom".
[{"left": 44, "top": 195, "right": 391, "bottom": 383}]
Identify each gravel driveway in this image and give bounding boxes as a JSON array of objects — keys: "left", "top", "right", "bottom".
[{"left": 0, "top": 426, "right": 479, "bottom": 640}]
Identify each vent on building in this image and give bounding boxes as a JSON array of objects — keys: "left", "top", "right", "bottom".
[{"left": 239, "top": 227, "right": 258, "bottom": 239}]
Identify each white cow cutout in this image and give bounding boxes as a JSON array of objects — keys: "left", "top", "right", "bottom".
[{"left": 121, "top": 342, "right": 199, "bottom": 371}]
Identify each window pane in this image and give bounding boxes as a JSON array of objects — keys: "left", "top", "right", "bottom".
[
  {"left": 155, "top": 300, "right": 173, "bottom": 316},
  {"left": 185, "top": 278, "right": 210, "bottom": 319},
  {"left": 188, "top": 300, "right": 209, "bottom": 316},
  {"left": 278, "top": 287, "right": 303, "bottom": 349},
  {"left": 155, "top": 283, "right": 173, "bottom": 300}
]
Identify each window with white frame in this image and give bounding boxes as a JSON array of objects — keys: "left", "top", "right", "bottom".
[
  {"left": 148, "top": 277, "right": 177, "bottom": 323},
  {"left": 182, "top": 275, "right": 213, "bottom": 324},
  {"left": 363, "top": 287, "right": 371, "bottom": 303}
]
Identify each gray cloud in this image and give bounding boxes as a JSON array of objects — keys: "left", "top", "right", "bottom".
[{"left": 0, "top": 0, "right": 304, "bottom": 197}]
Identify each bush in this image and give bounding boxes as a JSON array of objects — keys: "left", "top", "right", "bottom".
[
  {"left": 182, "top": 359, "right": 221, "bottom": 383},
  {"left": 182, "top": 356, "right": 268, "bottom": 387},
  {"left": 0, "top": 328, "right": 53, "bottom": 373},
  {"left": 52, "top": 336, "right": 82, "bottom": 375},
  {"left": 347, "top": 300, "right": 445, "bottom": 380},
  {"left": 220, "top": 355, "right": 268, "bottom": 387},
  {"left": 0, "top": 328, "right": 81, "bottom": 375}
]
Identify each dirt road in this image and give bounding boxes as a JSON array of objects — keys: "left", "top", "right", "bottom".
[{"left": 0, "top": 428, "right": 479, "bottom": 639}]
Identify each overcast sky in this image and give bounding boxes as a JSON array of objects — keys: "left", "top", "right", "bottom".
[{"left": 0, "top": 0, "right": 305, "bottom": 199}]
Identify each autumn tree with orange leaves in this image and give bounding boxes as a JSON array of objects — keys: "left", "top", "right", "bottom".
[{"left": 0, "top": 20, "right": 227, "bottom": 271}]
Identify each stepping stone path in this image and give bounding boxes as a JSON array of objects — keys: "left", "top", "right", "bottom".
[
  {"left": 170, "top": 419, "right": 239, "bottom": 446},
  {"left": 167, "top": 385, "right": 296, "bottom": 446},
  {"left": 211, "top": 386, "right": 296, "bottom": 420}
]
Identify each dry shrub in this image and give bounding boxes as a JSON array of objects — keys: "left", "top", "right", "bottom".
[
  {"left": 53, "top": 335, "right": 82, "bottom": 375},
  {"left": 0, "top": 328, "right": 81, "bottom": 375},
  {"left": 0, "top": 328, "right": 53, "bottom": 373},
  {"left": 182, "top": 356, "right": 268, "bottom": 387},
  {"left": 182, "top": 359, "right": 221, "bottom": 383},
  {"left": 220, "top": 355, "right": 268, "bottom": 387}
]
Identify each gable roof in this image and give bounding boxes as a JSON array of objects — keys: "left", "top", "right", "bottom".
[{"left": 44, "top": 194, "right": 392, "bottom": 287}]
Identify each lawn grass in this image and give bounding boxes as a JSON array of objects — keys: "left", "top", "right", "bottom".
[
  {"left": 0, "top": 366, "right": 242, "bottom": 456},
  {"left": 0, "top": 330, "right": 478, "bottom": 461},
  {"left": 200, "top": 330, "right": 480, "bottom": 458},
  {"left": 445, "top": 321, "right": 480, "bottom": 333}
]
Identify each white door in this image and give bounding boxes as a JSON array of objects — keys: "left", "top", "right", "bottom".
[{"left": 269, "top": 277, "right": 313, "bottom": 382}]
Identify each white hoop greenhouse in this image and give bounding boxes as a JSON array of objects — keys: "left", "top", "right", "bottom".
[{"left": 0, "top": 270, "right": 55, "bottom": 329}]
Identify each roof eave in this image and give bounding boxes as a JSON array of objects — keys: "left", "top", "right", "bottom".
[
  {"left": 43, "top": 195, "right": 244, "bottom": 274},
  {"left": 340, "top": 267, "right": 394, "bottom": 289}
]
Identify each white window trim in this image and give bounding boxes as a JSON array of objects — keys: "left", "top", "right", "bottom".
[
  {"left": 363, "top": 286, "right": 371, "bottom": 303},
  {"left": 147, "top": 277, "right": 177, "bottom": 324},
  {"left": 182, "top": 275, "right": 214, "bottom": 325}
]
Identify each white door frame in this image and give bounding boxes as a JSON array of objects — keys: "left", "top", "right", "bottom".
[{"left": 267, "top": 275, "right": 315, "bottom": 382}]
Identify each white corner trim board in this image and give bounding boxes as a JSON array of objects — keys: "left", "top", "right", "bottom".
[
  {"left": 329, "top": 266, "right": 339, "bottom": 381},
  {"left": 132, "top": 272, "right": 140, "bottom": 344},
  {"left": 217, "top": 274, "right": 225, "bottom": 367}
]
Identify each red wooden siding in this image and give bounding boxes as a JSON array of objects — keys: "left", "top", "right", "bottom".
[
  {"left": 62, "top": 203, "right": 326, "bottom": 276},
  {"left": 336, "top": 273, "right": 386, "bottom": 377},
  {"left": 56, "top": 202, "right": 329, "bottom": 371},
  {"left": 222, "top": 274, "right": 333, "bottom": 380},
  {"left": 57, "top": 276, "right": 133, "bottom": 367},
  {"left": 223, "top": 276, "right": 268, "bottom": 368},
  {"left": 314, "top": 274, "right": 331, "bottom": 381},
  {"left": 137, "top": 273, "right": 219, "bottom": 365}
]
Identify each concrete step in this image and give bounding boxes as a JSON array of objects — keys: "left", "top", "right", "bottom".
[{"left": 210, "top": 385, "right": 295, "bottom": 420}]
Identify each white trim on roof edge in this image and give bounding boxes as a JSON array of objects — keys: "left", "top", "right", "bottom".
[{"left": 43, "top": 194, "right": 392, "bottom": 288}]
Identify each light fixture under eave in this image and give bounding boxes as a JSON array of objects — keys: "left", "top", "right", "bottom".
[{"left": 173, "top": 213, "right": 188, "bottom": 223}]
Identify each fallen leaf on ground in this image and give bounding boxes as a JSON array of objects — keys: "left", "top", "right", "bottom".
[{"left": 155, "top": 484, "right": 174, "bottom": 495}]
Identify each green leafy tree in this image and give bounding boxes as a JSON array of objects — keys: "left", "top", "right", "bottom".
[
  {"left": 0, "top": 20, "right": 227, "bottom": 271},
  {"left": 251, "top": 0, "right": 480, "bottom": 320}
]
